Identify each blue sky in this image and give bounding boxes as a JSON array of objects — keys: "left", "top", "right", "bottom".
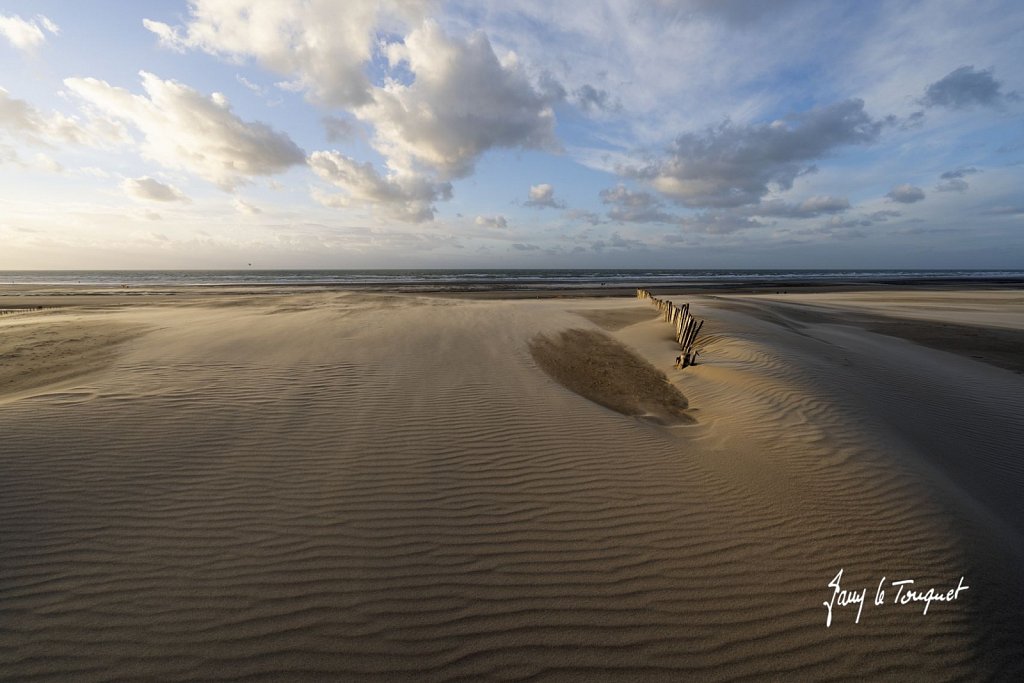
[{"left": 1, "top": 0, "right": 1022, "bottom": 269}]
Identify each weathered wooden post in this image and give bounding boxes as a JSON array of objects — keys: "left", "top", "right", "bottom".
[{"left": 635, "top": 291, "right": 705, "bottom": 368}]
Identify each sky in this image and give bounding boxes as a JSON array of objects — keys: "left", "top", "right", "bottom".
[{"left": 1, "top": 0, "right": 1022, "bottom": 269}]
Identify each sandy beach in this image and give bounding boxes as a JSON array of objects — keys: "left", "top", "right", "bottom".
[{"left": 2, "top": 287, "right": 1023, "bottom": 680}]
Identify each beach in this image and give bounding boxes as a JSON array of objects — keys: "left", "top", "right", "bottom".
[{"left": 2, "top": 286, "right": 1023, "bottom": 680}]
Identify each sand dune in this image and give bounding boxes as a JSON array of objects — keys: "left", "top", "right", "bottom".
[{"left": 1, "top": 290, "right": 1022, "bottom": 680}]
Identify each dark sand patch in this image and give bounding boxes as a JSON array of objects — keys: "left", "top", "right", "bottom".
[
  {"left": 530, "top": 328, "right": 693, "bottom": 424},
  {"left": 571, "top": 307, "right": 659, "bottom": 331}
]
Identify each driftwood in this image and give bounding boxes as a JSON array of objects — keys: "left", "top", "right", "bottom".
[{"left": 636, "top": 289, "right": 704, "bottom": 368}]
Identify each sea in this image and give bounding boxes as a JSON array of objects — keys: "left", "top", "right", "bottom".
[{"left": 2, "top": 269, "right": 1023, "bottom": 290}]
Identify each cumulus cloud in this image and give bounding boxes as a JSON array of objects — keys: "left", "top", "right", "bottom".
[
  {"left": 0, "top": 13, "right": 59, "bottom": 51},
  {"left": 627, "top": 99, "right": 882, "bottom": 208},
  {"left": 65, "top": 71, "right": 305, "bottom": 189},
  {"left": 886, "top": 183, "right": 926, "bottom": 203},
  {"left": 0, "top": 87, "right": 128, "bottom": 148},
  {"left": 600, "top": 184, "right": 676, "bottom": 223},
  {"left": 143, "top": 6, "right": 559, "bottom": 215},
  {"left": 308, "top": 149, "right": 451, "bottom": 223},
  {"left": 475, "top": 215, "right": 508, "bottom": 229},
  {"left": 679, "top": 211, "right": 764, "bottom": 234},
  {"left": 935, "top": 166, "right": 979, "bottom": 192},
  {"left": 869, "top": 209, "right": 902, "bottom": 221},
  {"left": 0, "top": 87, "right": 63, "bottom": 141},
  {"left": 524, "top": 183, "right": 565, "bottom": 209},
  {"left": 121, "top": 176, "right": 188, "bottom": 202},
  {"left": 606, "top": 191, "right": 850, "bottom": 234},
  {"left": 144, "top": 0, "right": 425, "bottom": 107},
  {"left": 363, "top": 21, "right": 558, "bottom": 179},
  {"left": 921, "top": 66, "right": 1017, "bottom": 109},
  {"left": 752, "top": 195, "right": 850, "bottom": 218}
]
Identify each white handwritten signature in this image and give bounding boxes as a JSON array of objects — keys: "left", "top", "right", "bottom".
[{"left": 823, "top": 569, "right": 969, "bottom": 627}]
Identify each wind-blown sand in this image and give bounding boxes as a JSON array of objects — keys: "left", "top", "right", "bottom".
[{"left": 1, "top": 288, "right": 1023, "bottom": 680}]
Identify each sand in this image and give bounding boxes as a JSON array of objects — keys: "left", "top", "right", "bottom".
[{"left": 1, "top": 287, "right": 1023, "bottom": 681}]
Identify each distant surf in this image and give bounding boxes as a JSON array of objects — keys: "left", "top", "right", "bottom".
[{"left": 3, "top": 268, "right": 1023, "bottom": 288}]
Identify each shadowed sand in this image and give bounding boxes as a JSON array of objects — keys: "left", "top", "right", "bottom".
[{"left": 1, "top": 288, "right": 1023, "bottom": 680}]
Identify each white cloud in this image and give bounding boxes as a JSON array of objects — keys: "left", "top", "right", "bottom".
[
  {"left": 0, "top": 144, "right": 63, "bottom": 172},
  {"left": 143, "top": 1, "right": 425, "bottom": 107},
  {"left": 0, "top": 86, "right": 128, "bottom": 148},
  {"left": 145, "top": 6, "right": 559, "bottom": 213},
  {"left": 0, "top": 13, "right": 59, "bottom": 51},
  {"left": 600, "top": 184, "right": 676, "bottom": 223},
  {"left": 361, "top": 21, "right": 558, "bottom": 179},
  {"left": 235, "top": 74, "right": 267, "bottom": 96},
  {"left": 36, "top": 15, "right": 60, "bottom": 36},
  {"left": 475, "top": 215, "right": 508, "bottom": 229},
  {"left": 121, "top": 176, "right": 188, "bottom": 202},
  {"left": 524, "top": 183, "right": 565, "bottom": 209},
  {"left": 308, "top": 150, "right": 451, "bottom": 223},
  {"left": 234, "top": 197, "right": 261, "bottom": 214},
  {"left": 65, "top": 71, "right": 305, "bottom": 189}
]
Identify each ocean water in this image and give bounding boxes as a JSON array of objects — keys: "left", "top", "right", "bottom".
[{"left": 1, "top": 269, "right": 1023, "bottom": 288}]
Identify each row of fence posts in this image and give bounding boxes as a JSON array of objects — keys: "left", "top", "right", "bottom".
[
  {"left": 0, "top": 306, "right": 48, "bottom": 316},
  {"left": 636, "top": 289, "right": 704, "bottom": 368}
]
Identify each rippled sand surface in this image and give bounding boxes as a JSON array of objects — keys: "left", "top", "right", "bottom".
[{"left": 2, "top": 290, "right": 1022, "bottom": 681}]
